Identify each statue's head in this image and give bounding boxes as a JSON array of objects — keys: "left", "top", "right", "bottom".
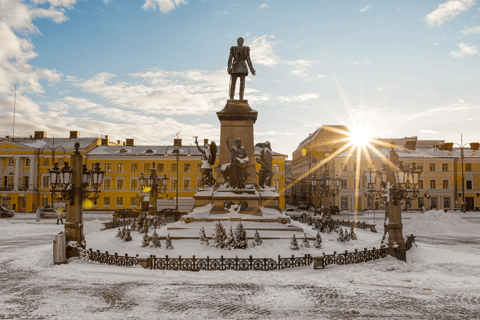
[
  {"left": 237, "top": 37, "right": 244, "bottom": 46},
  {"left": 235, "top": 138, "right": 242, "bottom": 147},
  {"left": 265, "top": 141, "right": 271, "bottom": 150}
]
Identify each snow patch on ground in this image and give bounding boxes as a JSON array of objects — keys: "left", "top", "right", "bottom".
[{"left": 404, "top": 210, "right": 480, "bottom": 235}]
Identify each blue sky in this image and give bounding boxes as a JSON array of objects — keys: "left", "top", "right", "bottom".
[{"left": 1, "top": 0, "right": 480, "bottom": 157}]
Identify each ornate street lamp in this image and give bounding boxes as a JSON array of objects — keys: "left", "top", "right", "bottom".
[
  {"left": 139, "top": 163, "right": 169, "bottom": 216},
  {"left": 47, "top": 142, "right": 105, "bottom": 259},
  {"left": 312, "top": 168, "right": 341, "bottom": 216},
  {"left": 165, "top": 138, "right": 191, "bottom": 211}
]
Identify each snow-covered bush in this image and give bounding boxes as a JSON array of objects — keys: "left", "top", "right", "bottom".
[
  {"left": 165, "top": 234, "right": 174, "bottom": 250},
  {"left": 116, "top": 227, "right": 123, "bottom": 238},
  {"left": 350, "top": 225, "right": 357, "bottom": 240},
  {"left": 123, "top": 228, "right": 132, "bottom": 242},
  {"left": 141, "top": 232, "right": 150, "bottom": 247},
  {"left": 290, "top": 234, "right": 299, "bottom": 250},
  {"left": 253, "top": 230, "right": 262, "bottom": 246},
  {"left": 224, "top": 226, "right": 235, "bottom": 250},
  {"left": 210, "top": 221, "right": 227, "bottom": 248},
  {"left": 151, "top": 229, "right": 161, "bottom": 248},
  {"left": 314, "top": 231, "right": 322, "bottom": 249},
  {"left": 301, "top": 233, "right": 310, "bottom": 248},
  {"left": 199, "top": 227, "right": 209, "bottom": 245},
  {"left": 234, "top": 222, "right": 247, "bottom": 249}
]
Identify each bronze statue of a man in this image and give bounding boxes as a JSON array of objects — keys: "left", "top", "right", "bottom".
[
  {"left": 256, "top": 141, "right": 274, "bottom": 188},
  {"left": 227, "top": 37, "right": 256, "bottom": 100},
  {"left": 226, "top": 137, "right": 249, "bottom": 190}
]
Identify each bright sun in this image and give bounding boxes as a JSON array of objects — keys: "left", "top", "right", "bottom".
[{"left": 349, "top": 125, "right": 373, "bottom": 147}]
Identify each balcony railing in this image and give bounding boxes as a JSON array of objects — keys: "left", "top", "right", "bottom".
[{"left": 0, "top": 187, "right": 14, "bottom": 191}]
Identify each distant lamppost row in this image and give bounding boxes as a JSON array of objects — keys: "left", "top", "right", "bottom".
[
  {"left": 48, "top": 142, "right": 105, "bottom": 258},
  {"left": 312, "top": 168, "right": 341, "bottom": 216},
  {"left": 165, "top": 138, "right": 191, "bottom": 211},
  {"left": 139, "top": 162, "right": 168, "bottom": 216},
  {"left": 446, "top": 134, "right": 479, "bottom": 212}
]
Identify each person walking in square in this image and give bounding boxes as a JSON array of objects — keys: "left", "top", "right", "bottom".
[{"left": 56, "top": 210, "right": 63, "bottom": 225}]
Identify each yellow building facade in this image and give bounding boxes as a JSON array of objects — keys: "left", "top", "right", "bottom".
[{"left": 1, "top": 132, "right": 287, "bottom": 212}]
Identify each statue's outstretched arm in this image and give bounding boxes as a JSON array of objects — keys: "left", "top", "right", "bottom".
[
  {"left": 226, "top": 137, "right": 232, "bottom": 151},
  {"left": 194, "top": 141, "right": 203, "bottom": 154}
]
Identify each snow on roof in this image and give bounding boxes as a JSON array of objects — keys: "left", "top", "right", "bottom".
[
  {"left": 0, "top": 137, "right": 98, "bottom": 150},
  {"left": 335, "top": 146, "right": 480, "bottom": 159}
]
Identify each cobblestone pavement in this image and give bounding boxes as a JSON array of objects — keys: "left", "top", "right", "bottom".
[{"left": 1, "top": 235, "right": 480, "bottom": 320}]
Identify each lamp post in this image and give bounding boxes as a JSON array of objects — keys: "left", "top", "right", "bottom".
[
  {"left": 139, "top": 163, "right": 168, "bottom": 216},
  {"left": 446, "top": 134, "right": 479, "bottom": 212},
  {"left": 311, "top": 176, "right": 317, "bottom": 215},
  {"left": 165, "top": 138, "right": 191, "bottom": 211},
  {"left": 48, "top": 142, "right": 104, "bottom": 258},
  {"left": 366, "top": 143, "right": 421, "bottom": 261},
  {"left": 41, "top": 137, "right": 66, "bottom": 208},
  {"left": 301, "top": 148, "right": 313, "bottom": 208},
  {"left": 312, "top": 168, "right": 341, "bottom": 217}
]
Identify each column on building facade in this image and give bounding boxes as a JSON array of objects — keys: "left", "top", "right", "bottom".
[
  {"left": 29, "top": 156, "right": 37, "bottom": 191},
  {"left": 13, "top": 157, "right": 21, "bottom": 191},
  {"left": 0, "top": 157, "right": 3, "bottom": 187}
]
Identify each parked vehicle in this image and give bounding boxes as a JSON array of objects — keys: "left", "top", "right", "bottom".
[
  {"left": 330, "top": 205, "right": 340, "bottom": 215},
  {"left": 113, "top": 209, "right": 141, "bottom": 219},
  {"left": 282, "top": 208, "right": 307, "bottom": 219},
  {"left": 0, "top": 206, "right": 15, "bottom": 218},
  {"left": 156, "top": 208, "right": 188, "bottom": 221},
  {"left": 39, "top": 208, "right": 65, "bottom": 219}
]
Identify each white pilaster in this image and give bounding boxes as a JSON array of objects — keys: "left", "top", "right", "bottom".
[
  {"left": 13, "top": 157, "right": 20, "bottom": 191},
  {"left": 29, "top": 156, "right": 36, "bottom": 191}
]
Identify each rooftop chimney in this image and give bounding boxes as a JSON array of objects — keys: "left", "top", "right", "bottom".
[
  {"left": 126, "top": 139, "right": 135, "bottom": 146},
  {"left": 404, "top": 140, "right": 416, "bottom": 151},
  {"left": 34, "top": 131, "right": 46, "bottom": 139},
  {"left": 69, "top": 131, "right": 80, "bottom": 139},
  {"left": 101, "top": 138, "right": 109, "bottom": 146}
]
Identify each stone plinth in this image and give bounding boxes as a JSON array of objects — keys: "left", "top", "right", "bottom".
[
  {"left": 210, "top": 185, "right": 261, "bottom": 216},
  {"left": 259, "top": 187, "right": 281, "bottom": 211},
  {"left": 216, "top": 100, "right": 258, "bottom": 186}
]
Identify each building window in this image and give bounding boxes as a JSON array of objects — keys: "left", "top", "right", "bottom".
[
  {"left": 341, "top": 196, "right": 348, "bottom": 210},
  {"left": 105, "top": 163, "right": 111, "bottom": 172},
  {"left": 273, "top": 164, "right": 279, "bottom": 172},
  {"left": 131, "top": 163, "right": 138, "bottom": 172},
  {"left": 430, "top": 180, "right": 436, "bottom": 189},
  {"left": 131, "top": 179, "right": 138, "bottom": 190},
  {"left": 7, "top": 174, "right": 14, "bottom": 187},
  {"left": 273, "top": 180, "right": 279, "bottom": 190},
  {"left": 184, "top": 164, "right": 191, "bottom": 172},
  {"left": 23, "top": 176, "right": 29, "bottom": 189},
  {"left": 416, "top": 163, "right": 423, "bottom": 171},
  {"left": 25, "top": 158, "right": 30, "bottom": 166},
  {"left": 43, "top": 158, "right": 49, "bottom": 166},
  {"left": 42, "top": 176, "right": 50, "bottom": 188},
  {"left": 197, "top": 180, "right": 202, "bottom": 189},
  {"left": 120, "top": 149, "right": 127, "bottom": 153},
  {"left": 171, "top": 180, "right": 177, "bottom": 190},
  {"left": 418, "top": 180, "right": 424, "bottom": 189},
  {"left": 116, "top": 197, "right": 123, "bottom": 206},
  {"left": 92, "top": 199, "right": 97, "bottom": 206},
  {"left": 144, "top": 163, "right": 151, "bottom": 172},
  {"left": 172, "top": 164, "right": 177, "bottom": 172},
  {"left": 342, "top": 165, "right": 347, "bottom": 172},
  {"left": 443, "top": 180, "right": 449, "bottom": 189},
  {"left": 197, "top": 164, "right": 202, "bottom": 172},
  {"left": 117, "top": 163, "right": 124, "bottom": 172},
  {"left": 429, "top": 163, "right": 436, "bottom": 172},
  {"left": 444, "top": 197, "right": 451, "bottom": 209},
  {"left": 58, "top": 158, "right": 64, "bottom": 166},
  {"left": 184, "top": 179, "right": 190, "bottom": 190},
  {"left": 104, "top": 179, "right": 111, "bottom": 190},
  {"left": 104, "top": 197, "right": 110, "bottom": 206},
  {"left": 42, "top": 197, "right": 48, "bottom": 207},
  {"left": 158, "top": 163, "right": 164, "bottom": 172},
  {"left": 442, "top": 163, "right": 448, "bottom": 172},
  {"left": 341, "top": 180, "right": 348, "bottom": 189},
  {"left": 431, "top": 197, "right": 438, "bottom": 209},
  {"left": 130, "top": 197, "right": 137, "bottom": 206},
  {"left": 418, "top": 197, "right": 424, "bottom": 208},
  {"left": 117, "top": 179, "right": 124, "bottom": 190},
  {"left": 466, "top": 180, "right": 473, "bottom": 190},
  {"left": 466, "top": 163, "right": 472, "bottom": 172},
  {"left": 353, "top": 163, "right": 357, "bottom": 172}
]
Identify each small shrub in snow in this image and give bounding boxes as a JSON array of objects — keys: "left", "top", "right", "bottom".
[
  {"left": 141, "top": 232, "right": 150, "bottom": 247},
  {"left": 301, "top": 233, "right": 310, "bottom": 248},
  {"left": 199, "top": 227, "right": 209, "bottom": 245},
  {"left": 253, "top": 230, "right": 262, "bottom": 246},
  {"left": 224, "top": 226, "right": 235, "bottom": 250},
  {"left": 116, "top": 227, "right": 123, "bottom": 238},
  {"left": 290, "top": 234, "right": 299, "bottom": 250},
  {"left": 211, "top": 221, "right": 227, "bottom": 248},
  {"left": 165, "top": 234, "right": 174, "bottom": 250},
  {"left": 130, "top": 219, "right": 137, "bottom": 231},
  {"left": 314, "top": 231, "right": 322, "bottom": 249},
  {"left": 336, "top": 228, "right": 351, "bottom": 243},
  {"left": 151, "top": 229, "right": 161, "bottom": 248},
  {"left": 350, "top": 226, "right": 357, "bottom": 240},
  {"left": 234, "top": 222, "right": 247, "bottom": 249},
  {"left": 123, "top": 228, "right": 132, "bottom": 242}
]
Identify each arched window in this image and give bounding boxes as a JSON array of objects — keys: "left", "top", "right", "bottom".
[
  {"left": 120, "top": 149, "right": 127, "bottom": 153},
  {"left": 146, "top": 149, "right": 153, "bottom": 154}
]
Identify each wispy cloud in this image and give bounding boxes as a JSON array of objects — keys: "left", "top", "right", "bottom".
[
  {"left": 461, "top": 25, "right": 480, "bottom": 34},
  {"left": 278, "top": 93, "right": 319, "bottom": 103},
  {"left": 424, "top": 0, "right": 475, "bottom": 26},
  {"left": 406, "top": 103, "right": 471, "bottom": 120},
  {"left": 259, "top": 4, "right": 269, "bottom": 10},
  {"left": 142, "top": 0, "right": 186, "bottom": 13},
  {"left": 216, "top": 11, "right": 229, "bottom": 15},
  {"left": 420, "top": 129, "right": 441, "bottom": 134},
  {"left": 360, "top": 5, "right": 371, "bottom": 13},
  {"left": 450, "top": 43, "right": 479, "bottom": 57}
]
